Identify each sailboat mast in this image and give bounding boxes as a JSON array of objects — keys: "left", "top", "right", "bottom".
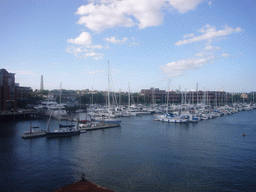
[
  {"left": 196, "top": 83, "right": 198, "bottom": 105},
  {"left": 92, "top": 86, "right": 93, "bottom": 105},
  {"left": 107, "top": 61, "right": 110, "bottom": 114},
  {"left": 167, "top": 80, "right": 170, "bottom": 114},
  {"left": 59, "top": 83, "right": 62, "bottom": 122},
  {"left": 253, "top": 91, "right": 254, "bottom": 104},
  {"left": 128, "top": 82, "right": 130, "bottom": 111},
  {"left": 119, "top": 89, "right": 121, "bottom": 106}
]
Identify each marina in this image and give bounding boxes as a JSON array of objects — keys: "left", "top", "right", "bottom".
[
  {"left": 1, "top": 109, "right": 256, "bottom": 191},
  {"left": 2, "top": 0, "right": 256, "bottom": 191}
]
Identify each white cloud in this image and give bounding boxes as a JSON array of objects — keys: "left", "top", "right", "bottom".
[
  {"left": 90, "top": 44, "right": 103, "bottom": 49},
  {"left": 183, "top": 33, "right": 194, "bottom": 39},
  {"left": 104, "top": 36, "right": 128, "bottom": 44},
  {"left": 66, "top": 46, "right": 104, "bottom": 60},
  {"left": 129, "top": 42, "right": 139, "bottom": 47},
  {"left": 75, "top": 0, "right": 206, "bottom": 32},
  {"left": 204, "top": 45, "right": 220, "bottom": 51},
  {"left": 209, "top": 1, "right": 212, "bottom": 5},
  {"left": 84, "top": 52, "right": 104, "bottom": 60},
  {"left": 159, "top": 56, "right": 214, "bottom": 77},
  {"left": 67, "top": 32, "right": 104, "bottom": 59},
  {"left": 175, "top": 24, "right": 243, "bottom": 46},
  {"left": 161, "top": 22, "right": 242, "bottom": 77},
  {"left": 67, "top": 32, "right": 92, "bottom": 45},
  {"left": 166, "top": 0, "right": 204, "bottom": 14},
  {"left": 221, "top": 53, "right": 231, "bottom": 58},
  {"left": 66, "top": 46, "right": 86, "bottom": 54},
  {"left": 160, "top": 50, "right": 234, "bottom": 77}
]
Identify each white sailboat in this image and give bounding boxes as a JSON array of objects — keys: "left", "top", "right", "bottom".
[
  {"left": 46, "top": 83, "right": 80, "bottom": 137},
  {"left": 100, "top": 62, "right": 122, "bottom": 125}
]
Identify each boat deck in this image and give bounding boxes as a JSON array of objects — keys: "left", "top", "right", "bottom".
[{"left": 54, "top": 179, "right": 114, "bottom": 192}]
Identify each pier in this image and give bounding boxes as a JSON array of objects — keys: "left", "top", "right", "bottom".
[
  {"left": 22, "top": 132, "right": 46, "bottom": 139},
  {"left": 79, "top": 123, "right": 120, "bottom": 131},
  {"left": 21, "top": 123, "right": 120, "bottom": 139}
]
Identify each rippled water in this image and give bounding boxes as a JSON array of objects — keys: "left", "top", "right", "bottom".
[{"left": 0, "top": 110, "right": 256, "bottom": 191}]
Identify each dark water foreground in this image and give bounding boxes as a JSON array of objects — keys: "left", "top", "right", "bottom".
[{"left": 0, "top": 110, "right": 256, "bottom": 192}]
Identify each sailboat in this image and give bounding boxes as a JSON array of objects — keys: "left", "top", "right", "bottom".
[
  {"left": 46, "top": 123, "right": 80, "bottom": 138},
  {"left": 46, "top": 83, "right": 80, "bottom": 137},
  {"left": 101, "top": 61, "right": 122, "bottom": 125}
]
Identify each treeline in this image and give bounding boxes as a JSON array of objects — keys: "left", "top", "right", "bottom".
[{"left": 17, "top": 90, "right": 255, "bottom": 109}]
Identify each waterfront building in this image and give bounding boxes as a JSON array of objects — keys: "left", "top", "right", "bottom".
[
  {"left": 16, "top": 85, "right": 33, "bottom": 100},
  {"left": 48, "top": 89, "right": 77, "bottom": 102},
  {"left": 0, "top": 69, "right": 17, "bottom": 111},
  {"left": 141, "top": 88, "right": 166, "bottom": 103},
  {"left": 140, "top": 87, "right": 233, "bottom": 106}
]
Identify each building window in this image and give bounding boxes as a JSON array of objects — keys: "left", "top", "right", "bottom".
[
  {"left": 10, "top": 86, "right": 15, "bottom": 99},
  {"left": 8, "top": 78, "right": 13, "bottom": 86},
  {"left": 0, "top": 74, "right": 3, "bottom": 86}
]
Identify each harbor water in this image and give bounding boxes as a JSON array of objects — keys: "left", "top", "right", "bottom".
[{"left": 0, "top": 110, "right": 256, "bottom": 191}]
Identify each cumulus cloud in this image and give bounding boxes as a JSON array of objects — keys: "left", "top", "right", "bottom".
[
  {"left": 160, "top": 49, "right": 234, "bottom": 77},
  {"left": 166, "top": 0, "right": 204, "bottom": 13},
  {"left": 68, "top": 0, "right": 207, "bottom": 59},
  {"left": 129, "top": 42, "right": 139, "bottom": 47},
  {"left": 67, "top": 32, "right": 92, "bottom": 45},
  {"left": 161, "top": 24, "right": 242, "bottom": 77},
  {"left": 104, "top": 36, "right": 128, "bottom": 44},
  {"left": 159, "top": 57, "right": 213, "bottom": 77},
  {"left": 75, "top": 0, "right": 205, "bottom": 32},
  {"left": 66, "top": 46, "right": 104, "bottom": 60},
  {"left": 183, "top": 33, "right": 194, "bottom": 39},
  {"left": 84, "top": 52, "right": 104, "bottom": 60},
  {"left": 67, "top": 32, "right": 104, "bottom": 59},
  {"left": 175, "top": 24, "right": 243, "bottom": 46},
  {"left": 204, "top": 45, "right": 220, "bottom": 51},
  {"left": 221, "top": 53, "right": 231, "bottom": 58}
]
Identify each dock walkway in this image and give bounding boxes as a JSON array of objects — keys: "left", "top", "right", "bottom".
[
  {"left": 22, "top": 132, "right": 46, "bottom": 138},
  {"left": 22, "top": 123, "right": 120, "bottom": 138},
  {"left": 79, "top": 123, "right": 120, "bottom": 131}
]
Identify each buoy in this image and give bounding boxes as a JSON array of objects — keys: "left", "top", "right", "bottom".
[{"left": 243, "top": 133, "right": 245, "bottom": 137}]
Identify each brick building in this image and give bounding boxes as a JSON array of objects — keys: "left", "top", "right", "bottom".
[
  {"left": 0, "top": 69, "right": 17, "bottom": 111},
  {"left": 141, "top": 88, "right": 166, "bottom": 102},
  {"left": 140, "top": 87, "right": 229, "bottom": 105},
  {"left": 16, "top": 84, "right": 33, "bottom": 100}
]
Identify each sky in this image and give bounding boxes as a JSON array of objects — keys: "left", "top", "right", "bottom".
[{"left": 1, "top": 0, "right": 256, "bottom": 93}]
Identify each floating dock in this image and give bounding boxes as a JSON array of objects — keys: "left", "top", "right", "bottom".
[
  {"left": 22, "top": 124, "right": 120, "bottom": 138},
  {"left": 22, "top": 132, "right": 46, "bottom": 138},
  {"left": 79, "top": 123, "right": 120, "bottom": 131}
]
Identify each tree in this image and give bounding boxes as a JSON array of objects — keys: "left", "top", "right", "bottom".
[{"left": 233, "top": 94, "right": 242, "bottom": 103}]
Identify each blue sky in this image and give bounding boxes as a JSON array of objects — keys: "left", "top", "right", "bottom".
[{"left": 1, "top": 0, "right": 255, "bottom": 93}]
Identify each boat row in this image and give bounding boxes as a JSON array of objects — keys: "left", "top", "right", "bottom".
[{"left": 153, "top": 103, "right": 256, "bottom": 123}]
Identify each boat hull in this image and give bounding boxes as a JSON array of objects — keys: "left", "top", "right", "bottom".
[{"left": 46, "top": 130, "right": 80, "bottom": 138}]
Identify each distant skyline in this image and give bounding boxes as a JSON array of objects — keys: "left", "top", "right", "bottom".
[{"left": 1, "top": 0, "right": 256, "bottom": 93}]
